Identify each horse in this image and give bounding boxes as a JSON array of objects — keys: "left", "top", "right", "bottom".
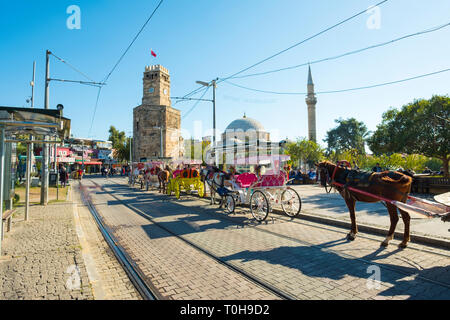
[
  {"left": 316, "top": 160, "right": 413, "bottom": 248},
  {"left": 203, "top": 165, "right": 229, "bottom": 207},
  {"left": 155, "top": 166, "right": 171, "bottom": 194}
]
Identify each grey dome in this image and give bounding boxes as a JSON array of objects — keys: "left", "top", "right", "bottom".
[{"left": 225, "top": 117, "right": 265, "bottom": 132}]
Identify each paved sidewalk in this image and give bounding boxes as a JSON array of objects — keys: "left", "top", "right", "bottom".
[
  {"left": 0, "top": 184, "right": 140, "bottom": 300},
  {"left": 0, "top": 202, "right": 94, "bottom": 300},
  {"left": 289, "top": 185, "right": 450, "bottom": 241}
]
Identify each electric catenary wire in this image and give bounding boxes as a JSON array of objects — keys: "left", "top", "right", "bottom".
[
  {"left": 88, "top": 0, "right": 164, "bottom": 137},
  {"left": 222, "top": 67, "right": 450, "bottom": 95},
  {"left": 50, "top": 52, "right": 96, "bottom": 82},
  {"left": 102, "top": 0, "right": 164, "bottom": 83},
  {"left": 229, "top": 21, "right": 450, "bottom": 80},
  {"left": 217, "top": 0, "right": 390, "bottom": 85},
  {"left": 175, "top": 0, "right": 389, "bottom": 103},
  {"left": 181, "top": 86, "right": 211, "bottom": 120}
]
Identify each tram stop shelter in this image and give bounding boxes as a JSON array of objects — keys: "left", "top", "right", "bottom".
[{"left": 0, "top": 106, "right": 71, "bottom": 255}]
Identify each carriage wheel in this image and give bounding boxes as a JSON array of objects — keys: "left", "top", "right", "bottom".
[
  {"left": 250, "top": 190, "right": 270, "bottom": 222},
  {"left": 225, "top": 195, "right": 235, "bottom": 214},
  {"left": 281, "top": 188, "right": 302, "bottom": 217},
  {"left": 197, "top": 181, "right": 205, "bottom": 198},
  {"left": 175, "top": 183, "right": 181, "bottom": 199}
]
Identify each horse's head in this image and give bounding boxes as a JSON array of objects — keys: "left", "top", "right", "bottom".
[{"left": 316, "top": 161, "right": 336, "bottom": 186}]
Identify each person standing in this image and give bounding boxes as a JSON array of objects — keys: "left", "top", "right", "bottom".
[{"left": 372, "top": 163, "right": 383, "bottom": 172}]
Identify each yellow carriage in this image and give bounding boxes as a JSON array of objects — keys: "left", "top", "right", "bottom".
[{"left": 167, "top": 168, "right": 205, "bottom": 199}]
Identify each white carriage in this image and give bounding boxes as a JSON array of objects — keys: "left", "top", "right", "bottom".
[{"left": 205, "top": 142, "right": 302, "bottom": 222}]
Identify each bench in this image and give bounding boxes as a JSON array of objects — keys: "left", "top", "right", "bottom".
[{"left": 2, "top": 209, "right": 15, "bottom": 239}]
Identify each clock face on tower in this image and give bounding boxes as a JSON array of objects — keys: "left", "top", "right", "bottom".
[
  {"left": 148, "top": 87, "right": 155, "bottom": 93},
  {"left": 163, "top": 89, "right": 168, "bottom": 95}
]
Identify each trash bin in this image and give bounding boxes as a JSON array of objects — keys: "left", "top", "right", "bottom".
[{"left": 49, "top": 172, "right": 58, "bottom": 186}]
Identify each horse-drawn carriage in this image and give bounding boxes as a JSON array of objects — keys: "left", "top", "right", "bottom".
[
  {"left": 166, "top": 159, "right": 205, "bottom": 199},
  {"left": 204, "top": 145, "right": 302, "bottom": 222},
  {"left": 316, "top": 160, "right": 450, "bottom": 248}
]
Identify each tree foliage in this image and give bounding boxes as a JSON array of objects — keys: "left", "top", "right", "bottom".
[
  {"left": 367, "top": 95, "right": 450, "bottom": 176},
  {"left": 324, "top": 118, "right": 369, "bottom": 156},
  {"left": 285, "top": 138, "right": 324, "bottom": 169},
  {"left": 108, "top": 126, "right": 130, "bottom": 163}
]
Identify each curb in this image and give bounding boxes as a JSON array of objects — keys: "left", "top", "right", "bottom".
[{"left": 272, "top": 208, "right": 450, "bottom": 250}]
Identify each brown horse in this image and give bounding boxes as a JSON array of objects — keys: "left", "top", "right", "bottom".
[
  {"left": 155, "top": 166, "right": 171, "bottom": 194},
  {"left": 316, "top": 161, "right": 413, "bottom": 248}
]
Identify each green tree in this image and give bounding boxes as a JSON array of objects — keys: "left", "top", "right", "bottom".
[
  {"left": 324, "top": 118, "right": 369, "bottom": 156},
  {"left": 285, "top": 138, "right": 324, "bottom": 170},
  {"left": 108, "top": 126, "right": 126, "bottom": 150},
  {"left": 367, "top": 95, "right": 450, "bottom": 176},
  {"left": 108, "top": 126, "right": 129, "bottom": 163}
]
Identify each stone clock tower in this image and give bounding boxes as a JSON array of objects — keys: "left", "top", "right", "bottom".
[{"left": 133, "top": 65, "right": 182, "bottom": 161}]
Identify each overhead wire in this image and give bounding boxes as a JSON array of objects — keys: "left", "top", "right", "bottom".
[
  {"left": 176, "top": 0, "right": 390, "bottom": 111},
  {"left": 229, "top": 21, "right": 450, "bottom": 80},
  {"left": 50, "top": 52, "right": 96, "bottom": 82},
  {"left": 222, "top": 67, "right": 450, "bottom": 95},
  {"left": 217, "top": 0, "right": 390, "bottom": 84},
  {"left": 181, "top": 86, "right": 211, "bottom": 120},
  {"left": 88, "top": 0, "right": 165, "bottom": 137}
]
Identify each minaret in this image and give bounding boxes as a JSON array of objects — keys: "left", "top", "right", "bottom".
[{"left": 305, "top": 65, "right": 317, "bottom": 142}]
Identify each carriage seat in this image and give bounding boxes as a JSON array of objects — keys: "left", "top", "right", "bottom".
[
  {"left": 253, "top": 173, "right": 286, "bottom": 187},
  {"left": 234, "top": 173, "right": 258, "bottom": 188},
  {"left": 172, "top": 170, "right": 182, "bottom": 178}
]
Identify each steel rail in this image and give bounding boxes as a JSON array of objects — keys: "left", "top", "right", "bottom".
[
  {"left": 79, "top": 182, "right": 160, "bottom": 300},
  {"left": 89, "top": 179, "right": 296, "bottom": 300},
  {"left": 116, "top": 177, "right": 450, "bottom": 291}
]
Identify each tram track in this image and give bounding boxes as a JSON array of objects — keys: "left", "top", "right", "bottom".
[
  {"left": 106, "top": 177, "right": 450, "bottom": 292},
  {"left": 82, "top": 178, "right": 295, "bottom": 300},
  {"left": 79, "top": 181, "right": 161, "bottom": 300}
]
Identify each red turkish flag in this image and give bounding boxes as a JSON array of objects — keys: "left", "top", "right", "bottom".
[{"left": 151, "top": 49, "right": 157, "bottom": 57}]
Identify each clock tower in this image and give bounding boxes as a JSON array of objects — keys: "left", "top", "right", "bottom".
[{"left": 133, "top": 65, "right": 182, "bottom": 161}]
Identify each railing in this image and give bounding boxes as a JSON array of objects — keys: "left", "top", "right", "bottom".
[{"left": 411, "top": 176, "right": 450, "bottom": 194}]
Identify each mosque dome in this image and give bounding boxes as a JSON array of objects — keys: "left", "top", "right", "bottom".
[{"left": 225, "top": 115, "right": 265, "bottom": 132}]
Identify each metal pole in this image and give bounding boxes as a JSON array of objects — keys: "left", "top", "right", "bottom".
[
  {"left": 0, "top": 127, "right": 5, "bottom": 255},
  {"left": 160, "top": 127, "right": 163, "bottom": 158},
  {"left": 31, "top": 61, "right": 36, "bottom": 108},
  {"left": 55, "top": 141, "right": 58, "bottom": 201},
  {"left": 41, "top": 50, "right": 50, "bottom": 205},
  {"left": 25, "top": 141, "right": 31, "bottom": 221},
  {"left": 212, "top": 79, "right": 217, "bottom": 165}
]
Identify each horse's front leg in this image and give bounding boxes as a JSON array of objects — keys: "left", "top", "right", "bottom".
[
  {"left": 344, "top": 196, "right": 358, "bottom": 241},
  {"left": 381, "top": 203, "right": 399, "bottom": 247}
]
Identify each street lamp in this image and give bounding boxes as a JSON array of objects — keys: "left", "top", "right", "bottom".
[{"left": 196, "top": 79, "right": 218, "bottom": 164}]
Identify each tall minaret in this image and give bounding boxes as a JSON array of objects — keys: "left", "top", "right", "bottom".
[{"left": 305, "top": 65, "right": 317, "bottom": 142}]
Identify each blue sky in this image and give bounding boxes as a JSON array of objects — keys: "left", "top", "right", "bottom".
[{"left": 1, "top": 0, "right": 449, "bottom": 148}]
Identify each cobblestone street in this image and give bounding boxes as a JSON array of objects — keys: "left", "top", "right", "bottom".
[{"left": 83, "top": 176, "right": 450, "bottom": 300}]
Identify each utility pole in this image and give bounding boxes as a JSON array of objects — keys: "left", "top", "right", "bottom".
[
  {"left": 31, "top": 61, "right": 36, "bottom": 108},
  {"left": 194, "top": 78, "right": 218, "bottom": 165},
  {"left": 41, "top": 50, "right": 50, "bottom": 205}
]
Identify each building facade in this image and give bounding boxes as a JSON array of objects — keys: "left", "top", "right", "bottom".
[{"left": 133, "top": 65, "right": 182, "bottom": 161}]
